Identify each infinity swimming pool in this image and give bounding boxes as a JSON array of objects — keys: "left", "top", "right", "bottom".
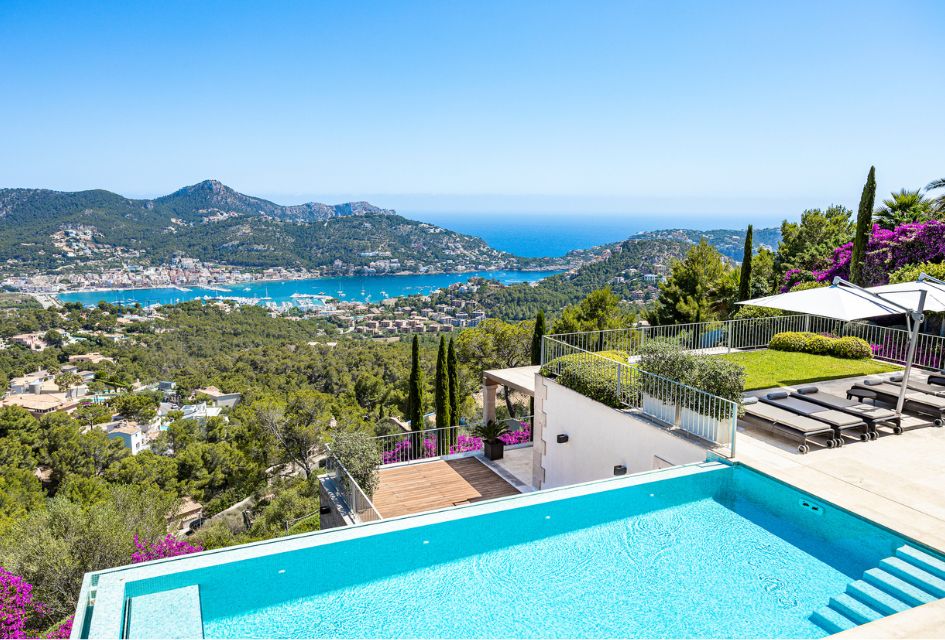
[{"left": 77, "top": 462, "right": 935, "bottom": 638}]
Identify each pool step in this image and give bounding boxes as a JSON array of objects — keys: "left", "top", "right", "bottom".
[{"left": 811, "top": 545, "right": 945, "bottom": 634}]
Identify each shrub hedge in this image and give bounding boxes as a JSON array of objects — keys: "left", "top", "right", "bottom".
[{"left": 768, "top": 331, "right": 872, "bottom": 359}]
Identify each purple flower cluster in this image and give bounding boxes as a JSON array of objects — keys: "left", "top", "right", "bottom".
[
  {"left": 499, "top": 426, "right": 532, "bottom": 445},
  {"left": 0, "top": 566, "right": 44, "bottom": 639},
  {"left": 380, "top": 427, "right": 532, "bottom": 463},
  {"left": 781, "top": 268, "right": 817, "bottom": 292},
  {"left": 814, "top": 221, "right": 945, "bottom": 286},
  {"left": 131, "top": 534, "right": 202, "bottom": 564},
  {"left": 43, "top": 616, "right": 73, "bottom": 639}
]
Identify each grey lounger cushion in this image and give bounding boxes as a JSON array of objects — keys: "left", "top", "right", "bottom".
[
  {"left": 763, "top": 393, "right": 865, "bottom": 427},
  {"left": 743, "top": 402, "right": 834, "bottom": 435}
]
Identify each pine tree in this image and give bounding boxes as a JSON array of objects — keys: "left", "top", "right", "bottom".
[
  {"left": 738, "top": 225, "right": 753, "bottom": 301},
  {"left": 850, "top": 166, "right": 876, "bottom": 285},
  {"left": 407, "top": 335, "right": 424, "bottom": 457},
  {"left": 447, "top": 337, "right": 459, "bottom": 448},
  {"left": 434, "top": 337, "right": 451, "bottom": 453}
]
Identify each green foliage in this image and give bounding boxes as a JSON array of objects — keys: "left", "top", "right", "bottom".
[
  {"left": 732, "top": 305, "right": 785, "bottom": 319},
  {"left": 551, "top": 288, "right": 632, "bottom": 334},
  {"left": 0, "top": 484, "right": 175, "bottom": 619},
  {"left": 0, "top": 183, "right": 522, "bottom": 271},
  {"left": 738, "top": 225, "right": 752, "bottom": 301},
  {"left": 889, "top": 261, "right": 945, "bottom": 283},
  {"left": 407, "top": 336, "right": 424, "bottom": 431},
  {"left": 790, "top": 280, "right": 828, "bottom": 292},
  {"left": 530, "top": 310, "right": 545, "bottom": 366},
  {"left": 434, "top": 337, "right": 451, "bottom": 431},
  {"left": 247, "top": 478, "right": 320, "bottom": 538},
  {"left": 850, "top": 166, "right": 876, "bottom": 285},
  {"left": 636, "top": 340, "right": 743, "bottom": 408},
  {"left": 875, "top": 189, "right": 934, "bottom": 230},
  {"left": 539, "top": 351, "right": 629, "bottom": 409},
  {"left": 833, "top": 336, "right": 874, "bottom": 359},
  {"left": 652, "top": 240, "right": 737, "bottom": 324},
  {"left": 775, "top": 205, "right": 854, "bottom": 275},
  {"left": 472, "top": 420, "right": 511, "bottom": 443},
  {"left": 446, "top": 338, "right": 459, "bottom": 434},
  {"left": 749, "top": 247, "right": 777, "bottom": 297},
  {"left": 330, "top": 431, "right": 380, "bottom": 498},
  {"left": 768, "top": 331, "right": 872, "bottom": 359},
  {"left": 109, "top": 393, "right": 159, "bottom": 423}
]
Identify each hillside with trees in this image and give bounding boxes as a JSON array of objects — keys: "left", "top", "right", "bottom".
[{"left": 0, "top": 180, "right": 545, "bottom": 273}]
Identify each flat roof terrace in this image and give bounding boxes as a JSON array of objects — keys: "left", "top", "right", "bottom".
[{"left": 372, "top": 456, "right": 520, "bottom": 518}]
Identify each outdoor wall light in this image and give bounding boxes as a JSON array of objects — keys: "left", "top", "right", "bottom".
[
  {"left": 319, "top": 506, "right": 331, "bottom": 515},
  {"left": 613, "top": 464, "right": 627, "bottom": 476},
  {"left": 556, "top": 434, "right": 569, "bottom": 443}
]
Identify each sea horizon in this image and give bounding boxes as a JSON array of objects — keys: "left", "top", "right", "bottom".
[{"left": 408, "top": 211, "right": 783, "bottom": 257}]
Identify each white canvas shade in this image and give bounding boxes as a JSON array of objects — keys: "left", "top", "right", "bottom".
[{"left": 738, "top": 275, "right": 945, "bottom": 415}]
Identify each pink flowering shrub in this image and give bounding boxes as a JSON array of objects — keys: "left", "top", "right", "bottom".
[
  {"left": 131, "top": 534, "right": 202, "bottom": 564},
  {"left": 380, "top": 427, "right": 532, "bottom": 463},
  {"left": 42, "top": 616, "right": 73, "bottom": 639},
  {"left": 814, "top": 221, "right": 945, "bottom": 286},
  {"left": 499, "top": 426, "right": 532, "bottom": 445},
  {"left": 449, "top": 434, "right": 482, "bottom": 454},
  {"left": 0, "top": 566, "right": 45, "bottom": 639}
]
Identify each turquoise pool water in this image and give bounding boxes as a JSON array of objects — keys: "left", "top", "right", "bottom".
[{"left": 116, "top": 465, "right": 916, "bottom": 639}]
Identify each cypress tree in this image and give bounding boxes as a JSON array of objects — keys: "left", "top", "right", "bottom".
[
  {"left": 530, "top": 310, "right": 545, "bottom": 417},
  {"left": 738, "top": 225, "right": 753, "bottom": 301},
  {"left": 434, "top": 337, "right": 451, "bottom": 453},
  {"left": 407, "top": 335, "right": 424, "bottom": 457},
  {"left": 530, "top": 310, "right": 545, "bottom": 366},
  {"left": 850, "top": 166, "right": 876, "bottom": 285},
  {"left": 447, "top": 337, "right": 459, "bottom": 448}
]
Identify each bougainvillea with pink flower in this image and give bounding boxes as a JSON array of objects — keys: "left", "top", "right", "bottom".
[
  {"left": 0, "top": 566, "right": 45, "bottom": 639},
  {"left": 380, "top": 427, "right": 532, "bottom": 464},
  {"left": 813, "top": 221, "right": 945, "bottom": 286},
  {"left": 131, "top": 534, "right": 202, "bottom": 564},
  {"left": 42, "top": 616, "right": 73, "bottom": 639}
]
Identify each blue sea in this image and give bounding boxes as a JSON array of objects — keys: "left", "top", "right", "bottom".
[
  {"left": 410, "top": 212, "right": 765, "bottom": 257},
  {"left": 57, "top": 269, "right": 563, "bottom": 308}
]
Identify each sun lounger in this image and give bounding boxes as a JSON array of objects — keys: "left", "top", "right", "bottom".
[
  {"left": 887, "top": 372, "right": 945, "bottom": 397},
  {"left": 739, "top": 396, "right": 839, "bottom": 454},
  {"left": 791, "top": 385, "right": 901, "bottom": 437},
  {"left": 847, "top": 378, "right": 945, "bottom": 424},
  {"left": 760, "top": 390, "right": 870, "bottom": 443}
]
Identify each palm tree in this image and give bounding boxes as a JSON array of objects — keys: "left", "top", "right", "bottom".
[
  {"left": 927, "top": 178, "right": 945, "bottom": 214},
  {"left": 874, "top": 189, "right": 933, "bottom": 230}
]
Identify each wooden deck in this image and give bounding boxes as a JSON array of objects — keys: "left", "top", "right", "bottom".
[{"left": 372, "top": 457, "right": 520, "bottom": 518}]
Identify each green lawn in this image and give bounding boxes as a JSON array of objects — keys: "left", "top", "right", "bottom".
[{"left": 720, "top": 350, "right": 901, "bottom": 391}]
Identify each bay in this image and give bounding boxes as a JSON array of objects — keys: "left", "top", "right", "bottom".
[{"left": 57, "top": 269, "right": 563, "bottom": 307}]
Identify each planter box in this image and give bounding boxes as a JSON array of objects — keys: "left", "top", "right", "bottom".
[
  {"left": 483, "top": 440, "right": 505, "bottom": 460},
  {"left": 642, "top": 392, "right": 677, "bottom": 425},
  {"left": 679, "top": 407, "right": 731, "bottom": 445}
]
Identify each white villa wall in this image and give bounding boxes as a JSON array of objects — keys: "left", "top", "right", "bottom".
[{"left": 532, "top": 376, "right": 708, "bottom": 489}]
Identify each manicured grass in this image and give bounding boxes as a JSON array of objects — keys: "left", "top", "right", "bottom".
[{"left": 719, "top": 349, "right": 901, "bottom": 391}]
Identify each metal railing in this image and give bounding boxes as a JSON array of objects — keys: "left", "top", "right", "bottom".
[
  {"left": 323, "top": 455, "right": 381, "bottom": 524},
  {"left": 373, "top": 417, "right": 534, "bottom": 466},
  {"left": 541, "top": 337, "right": 738, "bottom": 454},
  {"left": 544, "top": 314, "right": 945, "bottom": 370}
]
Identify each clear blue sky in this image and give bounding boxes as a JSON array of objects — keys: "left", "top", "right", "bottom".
[{"left": 1, "top": 0, "right": 942, "bottom": 221}]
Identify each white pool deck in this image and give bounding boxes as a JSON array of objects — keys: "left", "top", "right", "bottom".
[{"left": 735, "top": 375, "right": 945, "bottom": 637}]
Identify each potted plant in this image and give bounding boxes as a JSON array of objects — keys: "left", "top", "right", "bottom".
[
  {"left": 473, "top": 420, "right": 511, "bottom": 460},
  {"left": 678, "top": 356, "right": 744, "bottom": 445}
]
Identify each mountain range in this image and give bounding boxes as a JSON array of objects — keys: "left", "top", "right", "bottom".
[{"left": 0, "top": 181, "right": 538, "bottom": 273}]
